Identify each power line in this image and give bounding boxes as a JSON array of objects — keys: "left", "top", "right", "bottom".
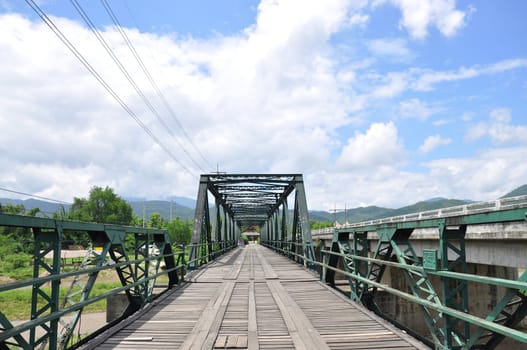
[
  {"left": 70, "top": 0, "right": 207, "bottom": 173},
  {"left": 24, "top": 0, "right": 195, "bottom": 175},
  {"left": 101, "top": 0, "right": 213, "bottom": 171},
  {"left": 0, "top": 187, "right": 70, "bottom": 204}
]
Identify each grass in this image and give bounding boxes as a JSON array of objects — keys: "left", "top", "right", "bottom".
[
  {"left": 0, "top": 281, "right": 123, "bottom": 320},
  {"left": 0, "top": 247, "right": 186, "bottom": 321},
  {"left": 0, "top": 269, "right": 175, "bottom": 321}
]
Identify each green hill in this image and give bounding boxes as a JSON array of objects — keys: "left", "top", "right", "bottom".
[
  {"left": 128, "top": 200, "right": 195, "bottom": 222},
  {"left": 2, "top": 183, "right": 525, "bottom": 225},
  {"left": 501, "top": 184, "right": 527, "bottom": 198}
]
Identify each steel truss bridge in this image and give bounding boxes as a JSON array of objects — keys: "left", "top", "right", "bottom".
[{"left": 0, "top": 174, "right": 526, "bottom": 350}]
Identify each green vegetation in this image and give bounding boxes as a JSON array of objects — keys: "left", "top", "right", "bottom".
[
  {"left": 57, "top": 186, "right": 134, "bottom": 225},
  {"left": 0, "top": 186, "right": 193, "bottom": 285},
  {"left": 166, "top": 217, "right": 193, "bottom": 246},
  {"left": 310, "top": 220, "right": 333, "bottom": 230},
  {"left": 0, "top": 281, "right": 122, "bottom": 320},
  {"left": 0, "top": 203, "right": 39, "bottom": 279},
  {"left": 501, "top": 184, "right": 527, "bottom": 198}
]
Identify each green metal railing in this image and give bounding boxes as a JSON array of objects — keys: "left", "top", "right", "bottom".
[
  {"left": 0, "top": 213, "right": 234, "bottom": 350},
  {"left": 263, "top": 239, "right": 527, "bottom": 349},
  {"left": 262, "top": 199, "right": 527, "bottom": 350}
]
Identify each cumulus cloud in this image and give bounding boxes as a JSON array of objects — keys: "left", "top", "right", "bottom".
[
  {"left": 308, "top": 145, "right": 527, "bottom": 209},
  {"left": 465, "top": 108, "right": 527, "bottom": 145},
  {"left": 384, "top": 0, "right": 467, "bottom": 39},
  {"left": 1, "top": 1, "right": 525, "bottom": 212},
  {"left": 419, "top": 134, "right": 451, "bottom": 154},
  {"left": 0, "top": 1, "right": 355, "bottom": 202},
  {"left": 423, "top": 147, "right": 527, "bottom": 199},
  {"left": 337, "top": 122, "right": 404, "bottom": 169}
]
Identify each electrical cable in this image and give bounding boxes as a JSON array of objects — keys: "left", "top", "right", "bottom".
[
  {"left": 0, "top": 187, "right": 70, "bottom": 204},
  {"left": 70, "top": 0, "right": 207, "bottom": 173},
  {"left": 101, "top": 0, "right": 213, "bottom": 171},
  {"left": 24, "top": 0, "right": 195, "bottom": 175}
]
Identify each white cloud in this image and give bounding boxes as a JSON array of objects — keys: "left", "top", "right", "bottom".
[
  {"left": 308, "top": 146, "right": 527, "bottom": 209},
  {"left": 461, "top": 112, "right": 474, "bottom": 122},
  {"left": 337, "top": 122, "right": 404, "bottom": 169},
  {"left": 419, "top": 134, "right": 451, "bottom": 154},
  {"left": 399, "top": 98, "right": 437, "bottom": 121},
  {"left": 0, "top": 2, "right": 355, "bottom": 202},
  {"left": 349, "top": 13, "right": 369, "bottom": 28},
  {"left": 465, "top": 108, "right": 527, "bottom": 145},
  {"left": 385, "top": 0, "right": 467, "bottom": 39},
  {"left": 367, "top": 38, "right": 414, "bottom": 62},
  {"left": 490, "top": 108, "right": 511, "bottom": 123},
  {"left": 371, "top": 72, "right": 408, "bottom": 98},
  {"left": 0, "top": 1, "right": 525, "bottom": 213},
  {"left": 423, "top": 147, "right": 527, "bottom": 199},
  {"left": 412, "top": 59, "right": 527, "bottom": 91}
]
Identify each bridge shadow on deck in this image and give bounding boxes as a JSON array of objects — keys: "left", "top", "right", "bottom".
[{"left": 83, "top": 245, "right": 428, "bottom": 350}]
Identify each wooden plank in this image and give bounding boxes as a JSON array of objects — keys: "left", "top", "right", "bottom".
[
  {"left": 256, "top": 249, "right": 278, "bottom": 280},
  {"left": 215, "top": 335, "right": 227, "bottom": 348},
  {"left": 248, "top": 280, "right": 259, "bottom": 350},
  {"left": 224, "top": 248, "right": 247, "bottom": 280},
  {"left": 267, "top": 279, "right": 330, "bottom": 350},
  {"left": 179, "top": 281, "right": 236, "bottom": 350},
  {"left": 90, "top": 245, "right": 427, "bottom": 350}
]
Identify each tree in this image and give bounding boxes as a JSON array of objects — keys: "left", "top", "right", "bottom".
[
  {"left": 0, "top": 203, "right": 39, "bottom": 255},
  {"left": 310, "top": 220, "right": 333, "bottom": 230},
  {"left": 68, "top": 186, "right": 133, "bottom": 225},
  {"left": 167, "top": 217, "right": 192, "bottom": 246},
  {"left": 149, "top": 212, "right": 165, "bottom": 229}
]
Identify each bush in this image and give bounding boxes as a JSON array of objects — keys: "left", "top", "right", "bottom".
[
  {"left": 0, "top": 253, "right": 34, "bottom": 279},
  {"left": 4, "top": 253, "right": 31, "bottom": 269}
]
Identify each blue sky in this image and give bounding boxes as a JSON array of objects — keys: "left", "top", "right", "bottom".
[{"left": 0, "top": 0, "right": 526, "bottom": 210}]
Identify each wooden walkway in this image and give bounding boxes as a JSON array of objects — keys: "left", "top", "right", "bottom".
[{"left": 85, "top": 245, "right": 427, "bottom": 350}]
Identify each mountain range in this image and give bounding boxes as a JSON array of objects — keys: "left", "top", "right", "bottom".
[{"left": 1, "top": 184, "right": 526, "bottom": 224}]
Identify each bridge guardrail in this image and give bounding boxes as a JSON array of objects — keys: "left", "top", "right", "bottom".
[
  {"left": 263, "top": 195, "right": 527, "bottom": 350},
  {"left": 0, "top": 213, "right": 235, "bottom": 350},
  {"left": 262, "top": 239, "right": 527, "bottom": 349},
  {"left": 312, "top": 194, "right": 527, "bottom": 235}
]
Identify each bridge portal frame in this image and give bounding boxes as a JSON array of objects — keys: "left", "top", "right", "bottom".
[{"left": 189, "top": 173, "right": 316, "bottom": 269}]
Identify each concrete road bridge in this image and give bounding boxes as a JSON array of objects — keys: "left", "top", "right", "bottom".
[{"left": 0, "top": 173, "right": 526, "bottom": 350}]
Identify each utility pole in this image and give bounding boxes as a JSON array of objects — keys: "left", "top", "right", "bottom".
[
  {"left": 329, "top": 204, "right": 347, "bottom": 227},
  {"left": 142, "top": 202, "right": 146, "bottom": 228}
]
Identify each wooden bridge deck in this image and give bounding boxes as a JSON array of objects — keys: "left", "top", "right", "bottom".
[{"left": 86, "top": 245, "right": 427, "bottom": 350}]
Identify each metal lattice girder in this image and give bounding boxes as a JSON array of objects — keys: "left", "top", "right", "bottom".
[
  {"left": 190, "top": 174, "right": 315, "bottom": 265},
  {"left": 466, "top": 268, "right": 527, "bottom": 349},
  {"left": 31, "top": 226, "right": 61, "bottom": 350},
  {"left": 0, "top": 213, "right": 176, "bottom": 350},
  {"left": 439, "top": 222, "right": 470, "bottom": 349},
  {"left": 332, "top": 230, "right": 370, "bottom": 303}
]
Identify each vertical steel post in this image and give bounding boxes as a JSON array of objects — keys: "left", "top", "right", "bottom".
[
  {"left": 215, "top": 198, "right": 222, "bottom": 254},
  {"left": 30, "top": 225, "right": 61, "bottom": 350},
  {"left": 439, "top": 221, "right": 469, "bottom": 349},
  {"left": 281, "top": 201, "right": 288, "bottom": 253},
  {"left": 190, "top": 176, "right": 209, "bottom": 269},
  {"left": 293, "top": 178, "right": 315, "bottom": 267}
]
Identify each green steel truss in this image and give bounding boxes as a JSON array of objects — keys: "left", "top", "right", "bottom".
[
  {"left": 190, "top": 174, "right": 315, "bottom": 267},
  {"left": 0, "top": 213, "right": 181, "bottom": 350},
  {"left": 319, "top": 200, "right": 527, "bottom": 350}
]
